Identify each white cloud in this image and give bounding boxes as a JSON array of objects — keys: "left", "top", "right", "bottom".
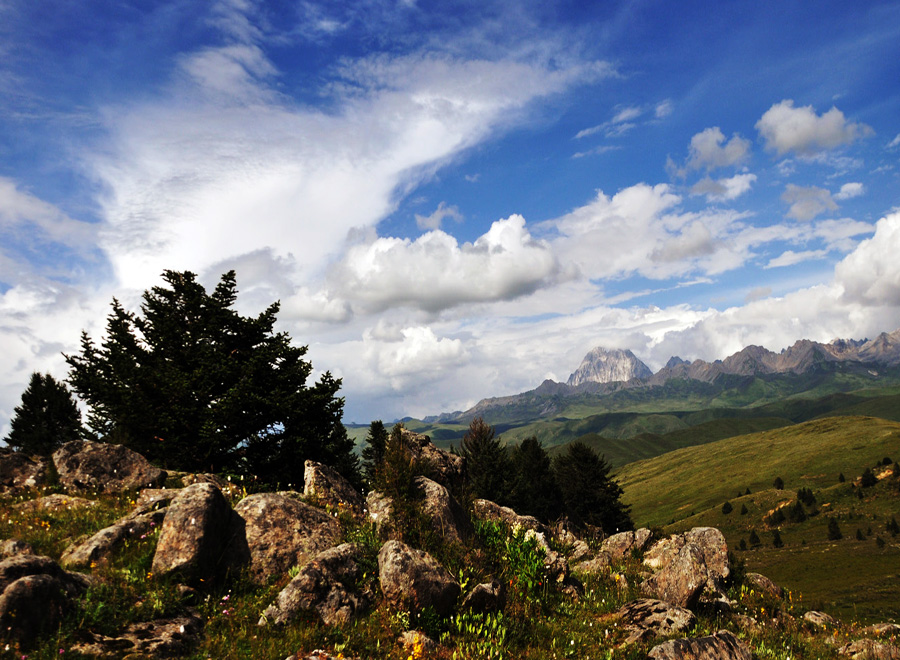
[
  {"left": 655, "top": 100, "right": 673, "bottom": 119},
  {"left": 835, "top": 210, "right": 900, "bottom": 305},
  {"left": 889, "top": 134, "right": 900, "bottom": 149},
  {"left": 690, "top": 173, "right": 756, "bottom": 201},
  {"left": 414, "top": 201, "right": 463, "bottom": 230},
  {"left": 756, "top": 100, "right": 873, "bottom": 157},
  {"left": 834, "top": 182, "right": 865, "bottom": 200},
  {"left": 781, "top": 184, "right": 838, "bottom": 222},
  {"left": 765, "top": 249, "right": 828, "bottom": 269},
  {"left": 686, "top": 127, "right": 751, "bottom": 171},
  {"left": 362, "top": 325, "right": 466, "bottom": 390}
]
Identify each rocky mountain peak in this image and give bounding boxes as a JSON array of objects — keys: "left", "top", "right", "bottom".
[{"left": 567, "top": 347, "right": 653, "bottom": 387}]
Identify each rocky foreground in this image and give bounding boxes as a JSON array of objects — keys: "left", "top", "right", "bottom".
[{"left": 1, "top": 434, "right": 898, "bottom": 659}]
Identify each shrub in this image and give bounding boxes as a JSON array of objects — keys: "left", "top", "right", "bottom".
[
  {"left": 721, "top": 501, "right": 733, "bottom": 514},
  {"left": 773, "top": 476, "right": 784, "bottom": 490}
]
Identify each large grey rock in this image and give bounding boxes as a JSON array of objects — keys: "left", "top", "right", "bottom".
[
  {"left": 744, "top": 572, "right": 784, "bottom": 599},
  {"left": 865, "top": 624, "right": 900, "bottom": 638},
  {"left": 415, "top": 476, "right": 473, "bottom": 544},
  {"left": 642, "top": 543, "right": 708, "bottom": 609},
  {"left": 366, "top": 490, "right": 394, "bottom": 539},
  {"left": 642, "top": 527, "right": 731, "bottom": 606},
  {"left": 53, "top": 440, "right": 167, "bottom": 493},
  {"left": 574, "top": 552, "right": 613, "bottom": 574},
  {"left": 397, "top": 427, "right": 465, "bottom": 491},
  {"left": 524, "top": 528, "right": 569, "bottom": 585},
  {"left": 602, "top": 528, "right": 653, "bottom": 560},
  {"left": 804, "top": 610, "right": 840, "bottom": 630},
  {"left": 648, "top": 630, "right": 752, "bottom": 660},
  {"left": 618, "top": 598, "right": 696, "bottom": 644},
  {"left": 0, "top": 449, "right": 46, "bottom": 494},
  {"left": 62, "top": 506, "right": 168, "bottom": 569},
  {"left": 644, "top": 527, "right": 730, "bottom": 585},
  {"left": 304, "top": 460, "right": 365, "bottom": 518},
  {"left": 71, "top": 611, "right": 204, "bottom": 658},
  {"left": 378, "top": 540, "right": 460, "bottom": 616},
  {"left": 151, "top": 482, "right": 233, "bottom": 586},
  {"left": 0, "top": 539, "right": 35, "bottom": 559},
  {"left": 230, "top": 492, "right": 341, "bottom": 583},
  {"left": 838, "top": 640, "right": 900, "bottom": 660},
  {"left": 472, "top": 498, "right": 550, "bottom": 536},
  {"left": 459, "top": 580, "right": 506, "bottom": 614},
  {"left": 260, "top": 543, "right": 370, "bottom": 627}
]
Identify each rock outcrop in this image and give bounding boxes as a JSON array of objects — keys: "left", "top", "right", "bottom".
[
  {"left": 602, "top": 528, "right": 653, "bottom": 560},
  {"left": 459, "top": 580, "right": 506, "bottom": 614},
  {"left": 396, "top": 428, "right": 465, "bottom": 491},
  {"left": 71, "top": 611, "right": 204, "bottom": 658},
  {"left": 567, "top": 347, "right": 653, "bottom": 386},
  {"left": 53, "top": 440, "right": 167, "bottom": 493},
  {"left": 618, "top": 598, "right": 696, "bottom": 644},
  {"left": 304, "top": 460, "right": 365, "bottom": 518},
  {"left": 378, "top": 540, "right": 460, "bottom": 616},
  {"left": 648, "top": 630, "right": 752, "bottom": 660},
  {"left": 62, "top": 505, "right": 168, "bottom": 569},
  {"left": 472, "top": 498, "right": 550, "bottom": 536},
  {"left": 415, "top": 476, "right": 473, "bottom": 544},
  {"left": 642, "top": 527, "right": 731, "bottom": 607},
  {"left": 0, "top": 450, "right": 47, "bottom": 494}
]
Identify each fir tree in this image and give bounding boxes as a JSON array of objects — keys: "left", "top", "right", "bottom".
[
  {"left": 827, "top": 517, "right": 842, "bottom": 540},
  {"left": 553, "top": 441, "right": 632, "bottom": 533},
  {"left": 5, "top": 373, "right": 83, "bottom": 455},
  {"left": 773, "top": 476, "right": 784, "bottom": 490},
  {"left": 508, "top": 437, "right": 562, "bottom": 522},
  {"left": 772, "top": 529, "right": 784, "bottom": 548},
  {"left": 748, "top": 529, "right": 761, "bottom": 546},
  {"left": 860, "top": 467, "right": 877, "bottom": 488},
  {"left": 460, "top": 417, "right": 511, "bottom": 503},
  {"left": 361, "top": 420, "right": 389, "bottom": 488},
  {"left": 721, "top": 501, "right": 733, "bottom": 514}
]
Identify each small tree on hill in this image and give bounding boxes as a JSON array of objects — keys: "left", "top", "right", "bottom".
[
  {"left": 721, "top": 501, "right": 733, "bottom": 515},
  {"left": 748, "top": 529, "right": 761, "bottom": 547},
  {"left": 827, "top": 517, "right": 842, "bottom": 541},
  {"left": 5, "top": 372, "right": 83, "bottom": 455},
  {"left": 772, "top": 529, "right": 784, "bottom": 548},
  {"left": 740, "top": 503, "right": 749, "bottom": 515},
  {"left": 553, "top": 441, "right": 632, "bottom": 533},
  {"left": 460, "top": 417, "right": 511, "bottom": 503},
  {"left": 361, "top": 420, "right": 389, "bottom": 488},
  {"left": 773, "top": 476, "right": 784, "bottom": 490},
  {"left": 860, "top": 467, "right": 877, "bottom": 488},
  {"left": 508, "top": 436, "right": 562, "bottom": 522}
]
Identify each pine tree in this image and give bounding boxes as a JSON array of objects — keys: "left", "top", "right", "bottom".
[
  {"left": 748, "top": 529, "right": 761, "bottom": 546},
  {"left": 740, "top": 503, "right": 749, "bottom": 515},
  {"left": 827, "top": 517, "right": 842, "bottom": 541},
  {"left": 721, "top": 501, "right": 733, "bottom": 514},
  {"left": 553, "top": 441, "right": 632, "bottom": 533},
  {"left": 860, "top": 468, "right": 877, "bottom": 488},
  {"left": 65, "top": 270, "right": 357, "bottom": 485},
  {"left": 460, "top": 417, "right": 511, "bottom": 503},
  {"left": 508, "top": 437, "right": 562, "bottom": 522},
  {"left": 5, "top": 373, "right": 83, "bottom": 455},
  {"left": 773, "top": 476, "right": 784, "bottom": 490},
  {"left": 361, "top": 420, "right": 389, "bottom": 488},
  {"left": 772, "top": 529, "right": 784, "bottom": 548}
]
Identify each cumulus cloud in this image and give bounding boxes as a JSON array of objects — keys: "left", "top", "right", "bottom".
[
  {"left": 362, "top": 325, "right": 466, "bottom": 389},
  {"left": 781, "top": 184, "right": 838, "bottom": 221},
  {"left": 415, "top": 201, "right": 463, "bottom": 230},
  {"left": 328, "top": 214, "right": 562, "bottom": 312},
  {"left": 686, "top": 127, "right": 751, "bottom": 171},
  {"left": 690, "top": 173, "right": 756, "bottom": 201},
  {"left": 756, "top": 100, "right": 873, "bottom": 157},
  {"left": 835, "top": 210, "right": 900, "bottom": 305},
  {"left": 834, "top": 182, "right": 865, "bottom": 200}
]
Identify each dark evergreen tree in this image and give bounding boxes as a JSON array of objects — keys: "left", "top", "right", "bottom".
[
  {"left": 553, "top": 441, "right": 632, "bottom": 533},
  {"left": 361, "top": 420, "right": 389, "bottom": 488},
  {"left": 721, "top": 501, "right": 733, "bottom": 514},
  {"left": 460, "top": 417, "right": 511, "bottom": 503},
  {"left": 772, "top": 529, "right": 784, "bottom": 548},
  {"left": 508, "top": 437, "right": 562, "bottom": 522},
  {"left": 860, "top": 467, "right": 877, "bottom": 488},
  {"left": 838, "top": 472, "right": 845, "bottom": 483},
  {"left": 740, "top": 503, "right": 749, "bottom": 515},
  {"left": 887, "top": 516, "right": 899, "bottom": 536},
  {"left": 738, "top": 538, "right": 747, "bottom": 551},
  {"left": 773, "top": 476, "right": 784, "bottom": 490},
  {"left": 748, "top": 529, "right": 761, "bottom": 546},
  {"left": 855, "top": 528, "right": 865, "bottom": 541},
  {"left": 827, "top": 517, "right": 842, "bottom": 540},
  {"left": 796, "top": 487, "right": 816, "bottom": 506},
  {"left": 65, "top": 270, "right": 357, "bottom": 485},
  {"left": 787, "top": 499, "right": 807, "bottom": 523},
  {"left": 5, "top": 373, "right": 83, "bottom": 455}
]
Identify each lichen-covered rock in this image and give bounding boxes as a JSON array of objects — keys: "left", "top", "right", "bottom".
[
  {"left": 304, "top": 460, "right": 365, "bottom": 518},
  {"left": 135, "top": 488, "right": 179, "bottom": 514},
  {"left": 0, "top": 539, "right": 34, "bottom": 559},
  {"left": 399, "top": 630, "right": 437, "bottom": 656},
  {"left": 260, "top": 543, "right": 370, "bottom": 627},
  {"left": 642, "top": 527, "right": 731, "bottom": 606},
  {"left": 415, "top": 476, "right": 474, "bottom": 544},
  {"left": 397, "top": 428, "right": 465, "bottom": 491},
  {"left": 865, "top": 624, "right": 900, "bottom": 638},
  {"left": 602, "top": 528, "right": 653, "bottom": 560},
  {"left": 525, "top": 528, "right": 569, "bottom": 585},
  {"left": 745, "top": 572, "right": 784, "bottom": 599},
  {"left": 644, "top": 527, "right": 730, "bottom": 584},
  {"left": 0, "top": 449, "right": 46, "bottom": 494},
  {"left": 13, "top": 493, "right": 99, "bottom": 514},
  {"left": 52, "top": 440, "right": 167, "bottom": 493},
  {"left": 70, "top": 611, "right": 204, "bottom": 658},
  {"left": 378, "top": 540, "right": 460, "bottom": 616},
  {"left": 574, "top": 552, "right": 612, "bottom": 574},
  {"left": 804, "top": 610, "right": 840, "bottom": 630},
  {"left": 838, "top": 639, "right": 900, "bottom": 660},
  {"left": 648, "top": 630, "right": 752, "bottom": 660},
  {"left": 151, "top": 482, "right": 233, "bottom": 586},
  {"left": 618, "top": 598, "right": 696, "bottom": 644},
  {"left": 460, "top": 580, "right": 506, "bottom": 614},
  {"left": 62, "top": 506, "right": 168, "bottom": 569},
  {"left": 642, "top": 543, "right": 708, "bottom": 609},
  {"left": 472, "top": 499, "right": 550, "bottom": 536},
  {"left": 230, "top": 491, "right": 341, "bottom": 583}
]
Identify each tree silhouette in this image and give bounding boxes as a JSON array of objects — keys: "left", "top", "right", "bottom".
[
  {"left": 5, "top": 373, "right": 83, "bottom": 455},
  {"left": 553, "top": 441, "right": 632, "bottom": 533}
]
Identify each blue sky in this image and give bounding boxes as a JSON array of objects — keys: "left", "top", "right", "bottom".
[{"left": 2, "top": 0, "right": 900, "bottom": 429}]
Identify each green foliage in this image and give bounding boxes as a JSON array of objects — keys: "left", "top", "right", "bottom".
[
  {"left": 65, "top": 270, "right": 357, "bottom": 486},
  {"left": 461, "top": 417, "right": 511, "bottom": 503},
  {"left": 449, "top": 611, "right": 509, "bottom": 660},
  {"left": 508, "top": 437, "right": 562, "bottom": 523},
  {"left": 748, "top": 529, "right": 761, "bottom": 546},
  {"left": 553, "top": 441, "right": 632, "bottom": 534},
  {"left": 796, "top": 487, "right": 816, "bottom": 506},
  {"left": 786, "top": 499, "right": 807, "bottom": 523},
  {"left": 5, "top": 372, "right": 83, "bottom": 455},
  {"left": 361, "top": 420, "right": 388, "bottom": 488}
]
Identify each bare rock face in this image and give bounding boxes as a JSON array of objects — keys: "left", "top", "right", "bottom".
[
  {"left": 52, "top": 440, "right": 167, "bottom": 493},
  {"left": 866, "top": 624, "right": 900, "bottom": 638},
  {"left": 602, "top": 528, "right": 653, "bottom": 560},
  {"left": 838, "top": 639, "right": 900, "bottom": 660},
  {"left": 642, "top": 543, "right": 709, "bottom": 609},
  {"left": 472, "top": 499, "right": 550, "bottom": 536},
  {"left": 0, "top": 554, "right": 90, "bottom": 648},
  {"left": 648, "top": 630, "right": 752, "bottom": 660},
  {"left": 642, "top": 527, "right": 731, "bottom": 607},
  {"left": 460, "top": 580, "right": 506, "bottom": 614},
  {"left": 397, "top": 428, "right": 465, "bottom": 491},
  {"left": 744, "top": 572, "right": 784, "bottom": 599},
  {"left": 0, "top": 449, "right": 47, "bottom": 494},
  {"left": 304, "top": 460, "right": 365, "bottom": 518},
  {"left": 378, "top": 540, "right": 460, "bottom": 616},
  {"left": 71, "top": 611, "right": 204, "bottom": 658},
  {"left": 567, "top": 347, "right": 653, "bottom": 387},
  {"left": 618, "top": 598, "right": 696, "bottom": 644},
  {"left": 415, "top": 476, "right": 474, "bottom": 544},
  {"left": 151, "top": 482, "right": 233, "bottom": 586},
  {"left": 231, "top": 492, "right": 341, "bottom": 583},
  {"left": 62, "top": 506, "right": 168, "bottom": 569},
  {"left": 366, "top": 491, "right": 394, "bottom": 538},
  {"left": 260, "top": 543, "right": 370, "bottom": 627}
]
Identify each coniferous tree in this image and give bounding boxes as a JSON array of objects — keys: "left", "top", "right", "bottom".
[
  {"left": 66, "top": 270, "right": 357, "bottom": 485},
  {"left": 773, "top": 476, "right": 784, "bottom": 490},
  {"left": 827, "top": 517, "right": 842, "bottom": 540},
  {"left": 5, "top": 373, "right": 83, "bottom": 455},
  {"left": 721, "top": 501, "right": 733, "bottom": 514},
  {"left": 740, "top": 503, "right": 749, "bottom": 515},
  {"left": 860, "top": 467, "right": 877, "bottom": 488},
  {"left": 772, "top": 529, "right": 784, "bottom": 548},
  {"left": 748, "top": 529, "right": 761, "bottom": 547},
  {"left": 553, "top": 441, "right": 632, "bottom": 533},
  {"left": 508, "top": 437, "right": 562, "bottom": 522},
  {"left": 361, "top": 420, "right": 389, "bottom": 488},
  {"left": 460, "top": 417, "right": 511, "bottom": 503}
]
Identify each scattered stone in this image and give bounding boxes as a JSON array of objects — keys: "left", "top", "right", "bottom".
[
  {"left": 151, "top": 482, "right": 233, "bottom": 586},
  {"left": 472, "top": 499, "right": 550, "bottom": 536},
  {"left": 70, "top": 611, "right": 204, "bottom": 658},
  {"left": 304, "top": 460, "right": 365, "bottom": 518},
  {"left": 0, "top": 449, "right": 47, "bottom": 494},
  {"left": 618, "top": 598, "right": 695, "bottom": 644},
  {"left": 648, "top": 630, "right": 752, "bottom": 660},
  {"left": 230, "top": 491, "right": 341, "bottom": 583},
  {"left": 865, "top": 624, "right": 900, "bottom": 638},
  {"left": 574, "top": 552, "right": 613, "bottom": 574},
  {"left": 378, "top": 540, "right": 460, "bottom": 616},
  {"left": 602, "top": 528, "right": 653, "bottom": 560},
  {"left": 804, "top": 610, "right": 839, "bottom": 630},
  {"left": 838, "top": 639, "right": 900, "bottom": 660},
  {"left": 61, "top": 506, "right": 168, "bottom": 569},
  {"left": 415, "top": 476, "right": 474, "bottom": 544},
  {"left": 0, "top": 539, "right": 34, "bottom": 559},
  {"left": 460, "top": 580, "right": 506, "bottom": 614},
  {"left": 745, "top": 572, "right": 784, "bottom": 599},
  {"left": 53, "top": 440, "right": 167, "bottom": 493},
  {"left": 399, "top": 630, "right": 436, "bottom": 655},
  {"left": 260, "top": 543, "right": 370, "bottom": 627},
  {"left": 182, "top": 472, "right": 242, "bottom": 497},
  {"left": 396, "top": 427, "right": 465, "bottom": 491},
  {"left": 642, "top": 543, "right": 708, "bottom": 609},
  {"left": 285, "top": 651, "right": 363, "bottom": 660},
  {"left": 12, "top": 493, "right": 99, "bottom": 514}
]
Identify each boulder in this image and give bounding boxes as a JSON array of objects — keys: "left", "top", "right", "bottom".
[
  {"left": 151, "top": 482, "right": 234, "bottom": 586},
  {"left": 366, "top": 490, "right": 394, "bottom": 538},
  {"left": 804, "top": 610, "right": 839, "bottom": 630},
  {"left": 304, "top": 460, "right": 365, "bottom": 518},
  {"left": 459, "top": 580, "right": 506, "bottom": 614},
  {"left": 569, "top": 539, "right": 593, "bottom": 564},
  {"left": 602, "top": 528, "right": 653, "bottom": 560},
  {"left": 70, "top": 611, "right": 204, "bottom": 658},
  {"left": 618, "top": 598, "right": 696, "bottom": 644},
  {"left": 415, "top": 476, "right": 474, "bottom": 544},
  {"left": 52, "top": 440, "right": 167, "bottom": 493},
  {"left": 644, "top": 527, "right": 730, "bottom": 585},
  {"left": 642, "top": 543, "right": 708, "bottom": 609},
  {"left": 472, "top": 498, "right": 550, "bottom": 536},
  {"left": 135, "top": 488, "right": 180, "bottom": 513},
  {"left": 0, "top": 539, "right": 34, "bottom": 559},
  {"left": 0, "top": 449, "right": 47, "bottom": 494},
  {"left": 397, "top": 428, "right": 465, "bottom": 491},
  {"left": 574, "top": 552, "right": 613, "bottom": 574},
  {"left": 399, "top": 630, "right": 437, "bottom": 656},
  {"left": 524, "top": 528, "right": 569, "bottom": 585},
  {"left": 230, "top": 491, "right": 341, "bottom": 583},
  {"left": 378, "top": 540, "right": 460, "bottom": 616},
  {"left": 12, "top": 493, "right": 98, "bottom": 514},
  {"left": 181, "top": 472, "right": 242, "bottom": 497},
  {"left": 62, "top": 506, "right": 168, "bottom": 569},
  {"left": 260, "top": 543, "right": 370, "bottom": 627},
  {"left": 648, "top": 630, "right": 752, "bottom": 660},
  {"left": 838, "top": 640, "right": 900, "bottom": 660},
  {"left": 744, "top": 572, "right": 784, "bottom": 599},
  {"left": 865, "top": 624, "right": 900, "bottom": 638}
]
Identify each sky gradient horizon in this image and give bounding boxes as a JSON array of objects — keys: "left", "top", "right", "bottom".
[{"left": 2, "top": 0, "right": 900, "bottom": 430}]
